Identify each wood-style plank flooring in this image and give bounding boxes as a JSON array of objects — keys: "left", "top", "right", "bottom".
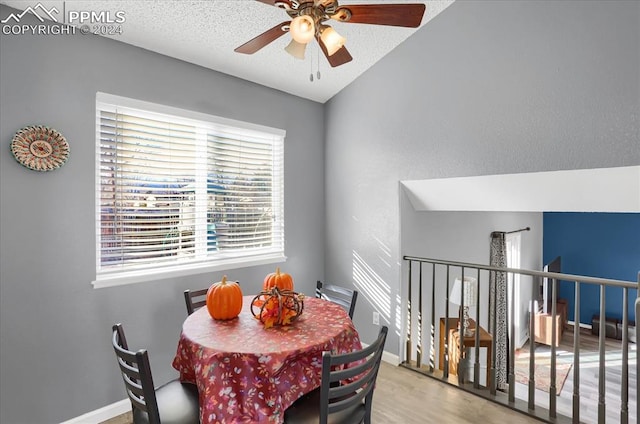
[
  {"left": 102, "top": 361, "right": 541, "bottom": 424},
  {"left": 103, "top": 327, "right": 637, "bottom": 424},
  {"left": 372, "top": 361, "right": 540, "bottom": 423},
  {"left": 514, "top": 326, "right": 637, "bottom": 424}
]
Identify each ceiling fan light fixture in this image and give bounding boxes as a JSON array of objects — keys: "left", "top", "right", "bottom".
[
  {"left": 284, "top": 39, "right": 306, "bottom": 59},
  {"left": 235, "top": 1, "right": 426, "bottom": 68},
  {"left": 289, "top": 15, "right": 315, "bottom": 44},
  {"left": 320, "top": 25, "right": 346, "bottom": 56}
]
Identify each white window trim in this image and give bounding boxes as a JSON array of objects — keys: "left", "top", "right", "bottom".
[
  {"left": 93, "top": 92, "right": 286, "bottom": 288},
  {"left": 92, "top": 252, "right": 286, "bottom": 288}
]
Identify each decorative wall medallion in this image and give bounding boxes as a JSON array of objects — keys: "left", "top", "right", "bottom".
[{"left": 10, "top": 125, "right": 69, "bottom": 171}]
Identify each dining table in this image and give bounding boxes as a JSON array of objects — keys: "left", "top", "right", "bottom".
[{"left": 172, "top": 295, "right": 362, "bottom": 424}]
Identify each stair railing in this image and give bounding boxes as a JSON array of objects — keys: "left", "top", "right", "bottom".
[{"left": 402, "top": 255, "right": 638, "bottom": 424}]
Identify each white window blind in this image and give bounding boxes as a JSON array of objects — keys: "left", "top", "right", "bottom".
[{"left": 95, "top": 93, "right": 285, "bottom": 287}]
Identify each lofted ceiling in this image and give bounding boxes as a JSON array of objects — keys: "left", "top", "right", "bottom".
[{"left": 1, "top": 0, "right": 454, "bottom": 103}]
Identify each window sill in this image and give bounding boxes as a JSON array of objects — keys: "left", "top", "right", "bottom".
[{"left": 92, "top": 253, "right": 286, "bottom": 289}]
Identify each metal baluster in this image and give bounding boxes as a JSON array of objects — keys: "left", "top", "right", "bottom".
[
  {"left": 508, "top": 271, "right": 515, "bottom": 403},
  {"left": 417, "top": 262, "right": 423, "bottom": 368},
  {"left": 572, "top": 281, "right": 581, "bottom": 424},
  {"left": 406, "top": 260, "right": 412, "bottom": 364},
  {"left": 444, "top": 266, "right": 450, "bottom": 379},
  {"left": 620, "top": 287, "right": 628, "bottom": 424},
  {"left": 474, "top": 268, "right": 481, "bottom": 389},
  {"left": 528, "top": 275, "right": 537, "bottom": 410},
  {"left": 549, "top": 278, "right": 557, "bottom": 418},
  {"left": 440, "top": 265, "right": 451, "bottom": 378},
  {"left": 458, "top": 267, "right": 466, "bottom": 385},
  {"left": 598, "top": 284, "right": 606, "bottom": 423},
  {"left": 430, "top": 263, "right": 436, "bottom": 372}
]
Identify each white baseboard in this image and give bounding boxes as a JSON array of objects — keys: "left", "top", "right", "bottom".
[
  {"left": 381, "top": 349, "right": 400, "bottom": 365},
  {"left": 60, "top": 399, "right": 130, "bottom": 424},
  {"left": 568, "top": 319, "right": 592, "bottom": 330},
  {"left": 359, "top": 342, "right": 400, "bottom": 366}
]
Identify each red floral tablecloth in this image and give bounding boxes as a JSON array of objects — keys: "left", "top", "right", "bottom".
[{"left": 172, "top": 296, "right": 362, "bottom": 424}]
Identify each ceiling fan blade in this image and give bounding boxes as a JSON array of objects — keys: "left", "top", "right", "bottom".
[
  {"left": 332, "top": 4, "right": 426, "bottom": 28},
  {"left": 234, "top": 21, "right": 290, "bottom": 55},
  {"left": 317, "top": 36, "right": 353, "bottom": 68}
]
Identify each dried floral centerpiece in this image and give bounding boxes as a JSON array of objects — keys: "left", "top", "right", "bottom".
[{"left": 251, "top": 287, "right": 304, "bottom": 329}]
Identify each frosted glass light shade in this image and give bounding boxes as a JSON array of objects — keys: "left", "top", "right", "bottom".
[
  {"left": 290, "top": 15, "right": 315, "bottom": 44},
  {"left": 284, "top": 39, "right": 306, "bottom": 59},
  {"left": 320, "top": 26, "right": 346, "bottom": 56},
  {"left": 450, "top": 276, "right": 478, "bottom": 337},
  {"left": 450, "top": 276, "right": 478, "bottom": 307}
]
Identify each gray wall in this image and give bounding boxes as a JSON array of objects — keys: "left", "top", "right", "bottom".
[
  {"left": 324, "top": 0, "right": 639, "bottom": 353},
  {"left": 2, "top": 0, "right": 639, "bottom": 422},
  {"left": 0, "top": 6, "right": 325, "bottom": 423}
]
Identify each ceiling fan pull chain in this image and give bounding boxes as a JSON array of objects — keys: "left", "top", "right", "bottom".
[
  {"left": 317, "top": 44, "right": 321, "bottom": 80},
  {"left": 309, "top": 47, "right": 314, "bottom": 82}
]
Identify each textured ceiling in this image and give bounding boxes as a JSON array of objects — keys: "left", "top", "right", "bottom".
[{"left": 1, "top": 0, "right": 454, "bottom": 103}]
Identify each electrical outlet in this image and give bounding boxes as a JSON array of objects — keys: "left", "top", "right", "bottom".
[{"left": 373, "top": 311, "right": 380, "bottom": 325}]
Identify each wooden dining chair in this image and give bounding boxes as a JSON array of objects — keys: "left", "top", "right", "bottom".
[
  {"left": 284, "top": 325, "right": 388, "bottom": 424},
  {"left": 183, "top": 288, "right": 208, "bottom": 315},
  {"left": 111, "top": 323, "right": 200, "bottom": 424},
  {"left": 184, "top": 282, "right": 241, "bottom": 315},
  {"left": 316, "top": 280, "right": 358, "bottom": 319}
]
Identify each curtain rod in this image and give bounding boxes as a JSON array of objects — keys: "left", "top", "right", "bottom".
[{"left": 491, "top": 227, "right": 530, "bottom": 237}]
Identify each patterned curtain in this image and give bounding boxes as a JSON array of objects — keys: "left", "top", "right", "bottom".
[{"left": 489, "top": 232, "right": 508, "bottom": 391}]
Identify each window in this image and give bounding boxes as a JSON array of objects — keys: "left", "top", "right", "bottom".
[{"left": 94, "top": 93, "right": 285, "bottom": 287}]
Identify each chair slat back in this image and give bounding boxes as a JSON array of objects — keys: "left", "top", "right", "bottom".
[
  {"left": 112, "top": 323, "right": 162, "bottom": 424},
  {"left": 184, "top": 288, "right": 208, "bottom": 315},
  {"left": 316, "top": 280, "right": 358, "bottom": 319},
  {"left": 319, "top": 326, "right": 388, "bottom": 424}
]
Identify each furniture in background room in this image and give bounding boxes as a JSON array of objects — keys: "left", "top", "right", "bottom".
[
  {"left": 533, "top": 256, "right": 567, "bottom": 346},
  {"left": 183, "top": 288, "right": 208, "bottom": 315},
  {"left": 534, "top": 299, "right": 568, "bottom": 346},
  {"left": 315, "top": 280, "right": 358, "bottom": 319},
  {"left": 591, "top": 314, "right": 619, "bottom": 338},
  {"left": 284, "top": 326, "right": 388, "bottom": 424},
  {"left": 173, "top": 296, "right": 362, "bottom": 423},
  {"left": 439, "top": 317, "right": 492, "bottom": 386},
  {"left": 621, "top": 320, "right": 637, "bottom": 343},
  {"left": 591, "top": 315, "right": 636, "bottom": 342},
  {"left": 111, "top": 323, "right": 200, "bottom": 424}
]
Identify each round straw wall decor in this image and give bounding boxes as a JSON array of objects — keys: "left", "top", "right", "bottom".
[{"left": 10, "top": 125, "right": 70, "bottom": 172}]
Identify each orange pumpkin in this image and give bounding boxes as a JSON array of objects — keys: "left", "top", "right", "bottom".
[
  {"left": 206, "top": 275, "right": 243, "bottom": 320},
  {"left": 262, "top": 267, "right": 294, "bottom": 292}
]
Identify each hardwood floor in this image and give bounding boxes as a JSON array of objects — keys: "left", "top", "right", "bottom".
[
  {"left": 372, "top": 361, "right": 540, "bottom": 423},
  {"left": 101, "top": 411, "right": 131, "bottom": 424},
  {"left": 514, "top": 326, "right": 637, "bottom": 424},
  {"left": 102, "top": 361, "right": 541, "bottom": 424},
  {"left": 103, "top": 327, "right": 637, "bottom": 424}
]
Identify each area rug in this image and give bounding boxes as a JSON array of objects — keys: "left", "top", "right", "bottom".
[{"left": 514, "top": 347, "right": 573, "bottom": 396}]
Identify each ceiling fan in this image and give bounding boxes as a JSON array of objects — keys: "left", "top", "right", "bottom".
[{"left": 234, "top": 1, "right": 426, "bottom": 68}]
